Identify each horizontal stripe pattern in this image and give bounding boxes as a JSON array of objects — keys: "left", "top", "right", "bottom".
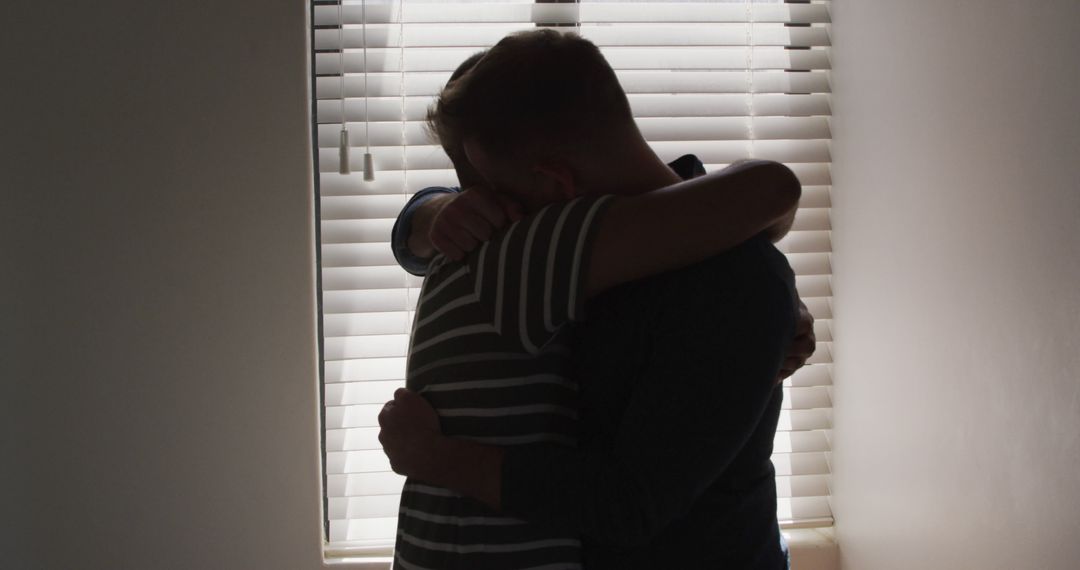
[{"left": 396, "top": 196, "right": 612, "bottom": 568}]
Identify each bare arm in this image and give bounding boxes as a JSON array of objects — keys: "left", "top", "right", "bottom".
[
  {"left": 397, "top": 161, "right": 797, "bottom": 275},
  {"left": 398, "top": 160, "right": 798, "bottom": 305},
  {"left": 377, "top": 389, "right": 504, "bottom": 508},
  {"left": 584, "top": 159, "right": 800, "bottom": 298}
]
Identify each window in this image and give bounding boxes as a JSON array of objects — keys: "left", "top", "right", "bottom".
[{"left": 311, "top": 0, "right": 833, "bottom": 558}]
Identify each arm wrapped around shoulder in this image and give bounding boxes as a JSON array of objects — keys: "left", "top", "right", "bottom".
[{"left": 584, "top": 159, "right": 801, "bottom": 298}]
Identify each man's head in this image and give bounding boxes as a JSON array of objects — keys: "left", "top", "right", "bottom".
[
  {"left": 439, "top": 50, "right": 488, "bottom": 190},
  {"left": 429, "top": 30, "right": 659, "bottom": 210}
]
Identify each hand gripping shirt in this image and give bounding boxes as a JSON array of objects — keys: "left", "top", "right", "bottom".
[{"left": 394, "top": 194, "right": 613, "bottom": 570}]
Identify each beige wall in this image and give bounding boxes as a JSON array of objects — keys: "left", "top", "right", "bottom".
[
  {"left": 3, "top": 2, "right": 329, "bottom": 568},
  {"left": 6, "top": 1, "right": 1080, "bottom": 569},
  {"left": 830, "top": 1, "right": 1080, "bottom": 569}
]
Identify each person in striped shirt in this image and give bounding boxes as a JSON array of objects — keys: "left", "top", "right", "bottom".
[{"left": 383, "top": 30, "right": 807, "bottom": 569}]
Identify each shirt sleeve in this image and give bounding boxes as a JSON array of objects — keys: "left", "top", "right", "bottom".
[
  {"left": 390, "top": 186, "right": 460, "bottom": 276},
  {"left": 499, "top": 248, "right": 796, "bottom": 544},
  {"left": 465, "top": 194, "right": 613, "bottom": 354}
]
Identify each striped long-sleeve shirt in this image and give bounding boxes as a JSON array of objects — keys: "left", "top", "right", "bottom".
[{"left": 394, "top": 194, "right": 612, "bottom": 570}]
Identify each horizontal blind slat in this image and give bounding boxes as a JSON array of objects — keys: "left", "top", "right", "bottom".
[
  {"left": 325, "top": 472, "right": 830, "bottom": 518},
  {"left": 323, "top": 288, "right": 420, "bottom": 315},
  {"left": 777, "top": 496, "right": 833, "bottom": 526},
  {"left": 787, "top": 364, "right": 832, "bottom": 388},
  {"left": 775, "top": 474, "right": 830, "bottom": 500},
  {"left": 770, "top": 451, "right": 830, "bottom": 477},
  {"left": 799, "top": 185, "right": 831, "bottom": 208},
  {"left": 326, "top": 379, "right": 407, "bottom": 406},
  {"left": 322, "top": 243, "right": 399, "bottom": 267},
  {"left": 325, "top": 357, "right": 407, "bottom": 383},
  {"left": 327, "top": 472, "right": 407, "bottom": 498},
  {"left": 316, "top": 93, "right": 830, "bottom": 123},
  {"left": 791, "top": 208, "right": 831, "bottom": 232},
  {"left": 322, "top": 195, "right": 410, "bottom": 220},
  {"left": 329, "top": 495, "right": 403, "bottom": 520},
  {"left": 316, "top": 117, "right": 831, "bottom": 147},
  {"left": 323, "top": 464, "right": 835, "bottom": 502},
  {"left": 785, "top": 251, "right": 831, "bottom": 276},
  {"left": 324, "top": 334, "right": 410, "bottom": 361},
  {"left": 319, "top": 146, "right": 452, "bottom": 173},
  {"left": 774, "top": 230, "right": 831, "bottom": 255},
  {"left": 314, "top": 3, "right": 830, "bottom": 26},
  {"left": 328, "top": 516, "right": 398, "bottom": 544},
  {"left": 327, "top": 449, "right": 393, "bottom": 474},
  {"left": 319, "top": 170, "right": 459, "bottom": 197},
  {"left": 323, "top": 411, "right": 829, "bottom": 452},
  {"left": 316, "top": 46, "right": 830, "bottom": 74},
  {"left": 807, "top": 342, "right": 833, "bottom": 365},
  {"left": 321, "top": 166, "right": 831, "bottom": 197},
  {"left": 321, "top": 266, "right": 422, "bottom": 291},
  {"left": 315, "top": 70, "right": 831, "bottom": 99},
  {"left": 795, "top": 275, "right": 832, "bottom": 298},
  {"left": 776, "top": 409, "right": 831, "bottom": 432},
  {"left": 317, "top": 23, "right": 831, "bottom": 50},
  {"left": 813, "top": 320, "right": 833, "bottom": 342},
  {"left": 783, "top": 387, "right": 833, "bottom": 411},
  {"left": 321, "top": 219, "right": 396, "bottom": 243},
  {"left": 773, "top": 431, "right": 831, "bottom": 454},
  {"left": 323, "top": 312, "right": 413, "bottom": 337}
]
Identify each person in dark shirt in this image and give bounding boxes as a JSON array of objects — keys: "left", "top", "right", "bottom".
[
  {"left": 379, "top": 30, "right": 813, "bottom": 569},
  {"left": 506, "top": 232, "right": 796, "bottom": 569},
  {"left": 389, "top": 156, "right": 801, "bottom": 569}
]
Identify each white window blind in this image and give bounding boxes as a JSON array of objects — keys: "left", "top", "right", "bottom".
[{"left": 313, "top": 0, "right": 833, "bottom": 555}]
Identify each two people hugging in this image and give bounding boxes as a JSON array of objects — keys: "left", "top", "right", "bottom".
[{"left": 378, "top": 30, "right": 816, "bottom": 570}]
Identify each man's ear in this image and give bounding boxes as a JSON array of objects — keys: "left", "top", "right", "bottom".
[
  {"left": 462, "top": 138, "right": 495, "bottom": 187},
  {"left": 449, "top": 149, "right": 484, "bottom": 190},
  {"left": 532, "top": 162, "right": 577, "bottom": 201}
]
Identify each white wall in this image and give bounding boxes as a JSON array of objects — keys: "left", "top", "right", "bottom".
[
  {"left": 2, "top": 2, "right": 330, "bottom": 568},
  {"left": 830, "top": 1, "right": 1080, "bottom": 569}
]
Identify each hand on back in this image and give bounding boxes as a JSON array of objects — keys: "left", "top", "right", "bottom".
[
  {"left": 776, "top": 298, "right": 816, "bottom": 383},
  {"left": 378, "top": 388, "right": 441, "bottom": 479},
  {"left": 430, "top": 188, "right": 524, "bottom": 260}
]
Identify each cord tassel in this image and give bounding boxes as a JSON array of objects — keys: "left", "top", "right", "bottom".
[
  {"left": 363, "top": 152, "right": 374, "bottom": 181},
  {"left": 338, "top": 128, "right": 350, "bottom": 175}
]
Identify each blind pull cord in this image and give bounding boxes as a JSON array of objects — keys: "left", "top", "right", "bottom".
[
  {"left": 362, "top": 0, "right": 374, "bottom": 181},
  {"left": 337, "top": 0, "right": 350, "bottom": 175}
]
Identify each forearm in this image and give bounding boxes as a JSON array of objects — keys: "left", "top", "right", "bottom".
[
  {"left": 762, "top": 208, "right": 796, "bottom": 243},
  {"left": 409, "top": 391, "right": 772, "bottom": 547},
  {"left": 403, "top": 193, "right": 454, "bottom": 260},
  {"left": 412, "top": 434, "right": 505, "bottom": 510},
  {"left": 585, "top": 160, "right": 800, "bottom": 297},
  {"left": 712, "top": 158, "right": 799, "bottom": 243},
  {"left": 404, "top": 429, "right": 662, "bottom": 542},
  {"left": 390, "top": 187, "right": 460, "bottom": 275},
  {"left": 415, "top": 435, "right": 659, "bottom": 543}
]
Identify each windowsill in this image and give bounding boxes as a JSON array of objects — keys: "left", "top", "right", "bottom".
[
  {"left": 785, "top": 527, "right": 839, "bottom": 570},
  {"left": 324, "top": 527, "right": 839, "bottom": 569},
  {"left": 323, "top": 545, "right": 392, "bottom": 569}
]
